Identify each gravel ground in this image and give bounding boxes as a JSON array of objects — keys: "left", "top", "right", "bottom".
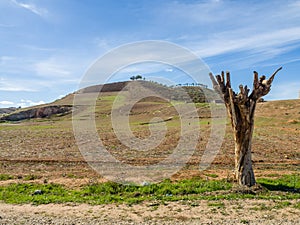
[
  {"left": 0, "top": 216, "right": 299, "bottom": 225},
  {"left": 1, "top": 199, "right": 299, "bottom": 225}
]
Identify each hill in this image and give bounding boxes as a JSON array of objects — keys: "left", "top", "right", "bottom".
[
  {"left": 0, "top": 81, "right": 216, "bottom": 122},
  {"left": 0, "top": 90, "right": 298, "bottom": 181}
]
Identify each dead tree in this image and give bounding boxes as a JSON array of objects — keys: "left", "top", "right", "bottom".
[{"left": 209, "top": 67, "right": 282, "bottom": 187}]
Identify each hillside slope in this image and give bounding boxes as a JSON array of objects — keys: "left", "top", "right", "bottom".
[
  {"left": 0, "top": 91, "right": 299, "bottom": 182},
  {"left": 0, "top": 81, "right": 215, "bottom": 121}
]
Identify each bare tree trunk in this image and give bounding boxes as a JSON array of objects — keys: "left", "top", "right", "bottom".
[
  {"left": 232, "top": 103, "right": 256, "bottom": 186},
  {"left": 209, "top": 67, "right": 282, "bottom": 187}
]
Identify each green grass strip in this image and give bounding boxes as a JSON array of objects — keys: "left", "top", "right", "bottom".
[{"left": 0, "top": 175, "right": 299, "bottom": 205}]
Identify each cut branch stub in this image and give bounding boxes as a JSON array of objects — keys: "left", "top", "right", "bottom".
[
  {"left": 253, "top": 71, "right": 259, "bottom": 89},
  {"left": 225, "top": 71, "right": 231, "bottom": 88},
  {"left": 249, "top": 67, "right": 282, "bottom": 101},
  {"left": 267, "top": 66, "right": 282, "bottom": 85},
  {"left": 221, "top": 71, "right": 225, "bottom": 84}
]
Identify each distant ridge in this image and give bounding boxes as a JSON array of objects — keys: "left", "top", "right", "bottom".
[
  {"left": 0, "top": 80, "right": 215, "bottom": 122},
  {"left": 77, "top": 81, "right": 129, "bottom": 93}
]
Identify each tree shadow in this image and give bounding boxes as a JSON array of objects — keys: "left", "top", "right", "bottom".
[{"left": 259, "top": 183, "right": 300, "bottom": 193}]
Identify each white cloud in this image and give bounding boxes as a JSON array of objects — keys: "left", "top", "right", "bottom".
[
  {"left": 159, "top": 1, "right": 228, "bottom": 25},
  {"left": 0, "top": 101, "right": 14, "bottom": 105},
  {"left": 267, "top": 81, "right": 300, "bottom": 100},
  {"left": 0, "top": 56, "right": 15, "bottom": 65},
  {"left": 157, "top": 1, "right": 300, "bottom": 68},
  {"left": 254, "top": 57, "right": 300, "bottom": 69},
  {"left": 94, "top": 38, "right": 112, "bottom": 51},
  {"left": 192, "top": 27, "right": 300, "bottom": 58},
  {"left": 0, "top": 79, "right": 36, "bottom": 92},
  {"left": 34, "top": 58, "right": 71, "bottom": 77},
  {"left": 22, "top": 45, "right": 57, "bottom": 52},
  {"left": 18, "top": 99, "right": 45, "bottom": 107},
  {"left": 0, "top": 52, "right": 90, "bottom": 95},
  {"left": 0, "top": 99, "right": 45, "bottom": 108},
  {"left": 11, "top": 0, "right": 48, "bottom": 17},
  {"left": 0, "top": 56, "right": 30, "bottom": 74}
]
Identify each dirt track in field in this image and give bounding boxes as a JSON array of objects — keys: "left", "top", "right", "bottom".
[{"left": 1, "top": 199, "right": 299, "bottom": 225}]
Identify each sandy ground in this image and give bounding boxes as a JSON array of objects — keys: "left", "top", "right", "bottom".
[{"left": 0, "top": 199, "right": 299, "bottom": 225}]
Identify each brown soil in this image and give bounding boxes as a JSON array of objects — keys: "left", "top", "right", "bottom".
[{"left": 0, "top": 99, "right": 299, "bottom": 183}]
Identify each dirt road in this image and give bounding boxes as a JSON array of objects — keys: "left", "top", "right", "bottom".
[{"left": 1, "top": 199, "right": 299, "bottom": 225}]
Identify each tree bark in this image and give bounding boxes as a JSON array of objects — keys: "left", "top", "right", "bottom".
[{"left": 209, "top": 67, "right": 282, "bottom": 187}]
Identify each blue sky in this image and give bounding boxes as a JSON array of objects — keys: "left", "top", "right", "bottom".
[{"left": 1, "top": 0, "right": 300, "bottom": 108}]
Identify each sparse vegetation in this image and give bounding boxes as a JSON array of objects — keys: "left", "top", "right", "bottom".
[
  {"left": 257, "top": 174, "right": 300, "bottom": 191},
  {"left": 0, "top": 178, "right": 230, "bottom": 205},
  {"left": 23, "top": 174, "right": 42, "bottom": 181},
  {"left": 240, "top": 219, "right": 250, "bottom": 224},
  {"left": 207, "top": 201, "right": 225, "bottom": 208},
  {"left": 0, "top": 174, "right": 14, "bottom": 181},
  {"left": 204, "top": 173, "right": 219, "bottom": 178},
  {"left": 0, "top": 175, "right": 299, "bottom": 205}
]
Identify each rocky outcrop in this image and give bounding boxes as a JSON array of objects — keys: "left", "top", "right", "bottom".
[
  {"left": 0, "top": 107, "right": 19, "bottom": 115},
  {"left": 0, "top": 105, "right": 72, "bottom": 121}
]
